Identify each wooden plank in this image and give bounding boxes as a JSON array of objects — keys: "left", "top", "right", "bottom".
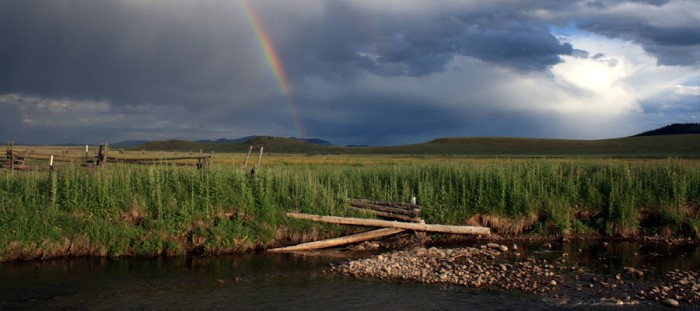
[
  {"left": 349, "top": 202, "right": 420, "bottom": 217},
  {"left": 267, "top": 228, "right": 405, "bottom": 252},
  {"left": 351, "top": 199, "right": 421, "bottom": 210},
  {"left": 349, "top": 206, "right": 423, "bottom": 223},
  {"left": 12, "top": 154, "right": 87, "bottom": 161},
  {"left": 286, "top": 212, "right": 491, "bottom": 235}
]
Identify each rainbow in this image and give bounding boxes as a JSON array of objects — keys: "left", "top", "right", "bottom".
[{"left": 237, "top": 0, "right": 305, "bottom": 138}]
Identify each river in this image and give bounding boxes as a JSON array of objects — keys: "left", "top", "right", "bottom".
[{"left": 0, "top": 240, "right": 697, "bottom": 310}]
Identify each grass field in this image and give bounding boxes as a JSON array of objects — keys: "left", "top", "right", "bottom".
[{"left": 1, "top": 148, "right": 699, "bottom": 261}]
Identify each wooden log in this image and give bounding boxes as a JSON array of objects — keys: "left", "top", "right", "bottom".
[
  {"left": 95, "top": 144, "right": 107, "bottom": 166},
  {"left": 349, "top": 206, "right": 423, "bottom": 223},
  {"left": 267, "top": 228, "right": 405, "bottom": 252},
  {"left": 286, "top": 212, "right": 491, "bottom": 235},
  {"left": 111, "top": 156, "right": 210, "bottom": 162},
  {"left": 12, "top": 153, "right": 87, "bottom": 160},
  {"left": 351, "top": 199, "right": 421, "bottom": 210},
  {"left": 349, "top": 202, "right": 420, "bottom": 217}
]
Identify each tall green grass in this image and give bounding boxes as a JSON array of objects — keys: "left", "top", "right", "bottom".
[{"left": 1, "top": 158, "right": 698, "bottom": 261}]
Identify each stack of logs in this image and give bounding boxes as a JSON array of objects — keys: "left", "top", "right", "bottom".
[
  {"left": 349, "top": 199, "right": 423, "bottom": 223},
  {"left": 268, "top": 198, "right": 490, "bottom": 253}
]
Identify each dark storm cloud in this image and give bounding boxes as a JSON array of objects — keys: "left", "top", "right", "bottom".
[
  {"left": 300, "top": 94, "right": 464, "bottom": 145},
  {"left": 0, "top": 0, "right": 262, "bottom": 108},
  {"left": 298, "top": 92, "right": 558, "bottom": 146},
  {"left": 0, "top": 0, "right": 698, "bottom": 145},
  {"left": 281, "top": 2, "right": 574, "bottom": 78}
]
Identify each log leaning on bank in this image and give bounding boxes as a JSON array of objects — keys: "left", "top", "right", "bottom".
[
  {"left": 348, "top": 206, "right": 422, "bottom": 223},
  {"left": 350, "top": 199, "right": 421, "bottom": 212},
  {"left": 349, "top": 198, "right": 423, "bottom": 223},
  {"left": 286, "top": 212, "right": 491, "bottom": 235},
  {"left": 267, "top": 228, "right": 405, "bottom": 252}
]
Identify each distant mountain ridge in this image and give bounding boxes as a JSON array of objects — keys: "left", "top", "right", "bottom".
[
  {"left": 195, "top": 136, "right": 259, "bottom": 144},
  {"left": 111, "top": 140, "right": 150, "bottom": 147},
  {"left": 117, "top": 136, "right": 334, "bottom": 149},
  {"left": 633, "top": 123, "right": 700, "bottom": 137}
]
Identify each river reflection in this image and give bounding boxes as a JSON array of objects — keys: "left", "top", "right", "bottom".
[{"left": 0, "top": 240, "right": 696, "bottom": 310}]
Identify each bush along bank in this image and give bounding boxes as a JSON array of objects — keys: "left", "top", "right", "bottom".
[{"left": 1, "top": 158, "right": 699, "bottom": 261}]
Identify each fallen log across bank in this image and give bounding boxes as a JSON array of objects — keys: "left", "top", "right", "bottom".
[
  {"left": 286, "top": 213, "right": 491, "bottom": 235},
  {"left": 267, "top": 228, "right": 405, "bottom": 252}
]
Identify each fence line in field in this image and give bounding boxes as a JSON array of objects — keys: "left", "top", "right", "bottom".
[{"left": 2, "top": 141, "right": 212, "bottom": 171}]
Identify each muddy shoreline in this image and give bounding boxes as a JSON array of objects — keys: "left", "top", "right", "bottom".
[{"left": 331, "top": 239, "right": 700, "bottom": 308}]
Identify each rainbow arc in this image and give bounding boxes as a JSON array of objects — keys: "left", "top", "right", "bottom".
[{"left": 238, "top": 0, "right": 305, "bottom": 138}]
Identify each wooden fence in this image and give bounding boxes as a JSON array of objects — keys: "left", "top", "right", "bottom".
[{"left": 2, "top": 141, "right": 211, "bottom": 171}]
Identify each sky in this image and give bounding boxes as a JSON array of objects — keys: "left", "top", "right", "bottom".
[{"left": 1, "top": 0, "right": 699, "bottom": 146}]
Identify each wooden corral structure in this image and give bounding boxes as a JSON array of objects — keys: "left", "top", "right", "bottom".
[{"left": 2, "top": 141, "right": 211, "bottom": 171}]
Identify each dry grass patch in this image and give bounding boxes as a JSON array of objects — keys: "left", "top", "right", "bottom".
[{"left": 467, "top": 213, "right": 539, "bottom": 235}]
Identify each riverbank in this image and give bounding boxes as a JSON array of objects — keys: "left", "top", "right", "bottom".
[
  {"left": 2, "top": 159, "right": 699, "bottom": 262},
  {"left": 331, "top": 242, "right": 700, "bottom": 308}
]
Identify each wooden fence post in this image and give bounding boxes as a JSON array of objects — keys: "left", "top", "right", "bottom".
[
  {"left": 8, "top": 140, "right": 14, "bottom": 171},
  {"left": 103, "top": 143, "right": 109, "bottom": 165},
  {"left": 47, "top": 155, "right": 55, "bottom": 206},
  {"left": 97, "top": 144, "right": 103, "bottom": 165},
  {"left": 256, "top": 147, "right": 264, "bottom": 168},
  {"left": 243, "top": 145, "right": 253, "bottom": 169},
  {"left": 97, "top": 143, "right": 109, "bottom": 166}
]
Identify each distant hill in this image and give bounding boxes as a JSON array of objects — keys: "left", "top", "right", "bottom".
[
  {"left": 112, "top": 140, "right": 150, "bottom": 147},
  {"left": 196, "top": 136, "right": 258, "bottom": 144},
  {"left": 634, "top": 123, "right": 700, "bottom": 137},
  {"left": 134, "top": 136, "right": 331, "bottom": 153},
  {"left": 118, "top": 136, "right": 333, "bottom": 150},
  {"left": 112, "top": 123, "right": 700, "bottom": 157},
  {"left": 128, "top": 134, "right": 700, "bottom": 157},
  {"left": 298, "top": 138, "right": 334, "bottom": 146},
  {"left": 195, "top": 136, "right": 333, "bottom": 146}
]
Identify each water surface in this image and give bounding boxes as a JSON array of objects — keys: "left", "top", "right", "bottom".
[{"left": 1, "top": 240, "right": 697, "bottom": 310}]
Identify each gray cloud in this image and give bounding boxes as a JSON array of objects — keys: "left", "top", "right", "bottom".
[
  {"left": 0, "top": 0, "right": 698, "bottom": 145},
  {"left": 576, "top": 1, "right": 700, "bottom": 66},
  {"left": 295, "top": 4, "right": 574, "bottom": 76}
]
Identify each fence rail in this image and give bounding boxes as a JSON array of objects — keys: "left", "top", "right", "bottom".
[{"left": 2, "top": 141, "right": 211, "bottom": 171}]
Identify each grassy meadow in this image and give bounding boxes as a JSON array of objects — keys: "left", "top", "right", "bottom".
[{"left": 1, "top": 147, "right": 699, "bottom": 261}]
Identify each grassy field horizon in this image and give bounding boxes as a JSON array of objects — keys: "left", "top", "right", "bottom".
[{"left": 114, "top": 134, "right": 700, "bottom": 158}]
